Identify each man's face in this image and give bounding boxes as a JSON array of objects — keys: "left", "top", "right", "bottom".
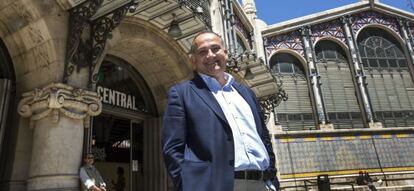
[
  {"left": 84, "top": 154, "right": 94, "bottom": 165},
  {"left": 191, "top": 33, "right": 228, "bottom": 78}
]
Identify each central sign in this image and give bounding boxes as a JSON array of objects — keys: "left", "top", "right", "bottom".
[{"left": 97, "top": 86, "right": 138, "bottom": 111}]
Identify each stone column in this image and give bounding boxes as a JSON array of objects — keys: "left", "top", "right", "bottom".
[
  {"left": 18, "top": 83, "right": 102, "bottom": 191},
  {"left": 341, "top": 16, "right": 382, "bottom": 129},
  {"left": 300, "top": 27, "right": 332, "bottom": 130}
]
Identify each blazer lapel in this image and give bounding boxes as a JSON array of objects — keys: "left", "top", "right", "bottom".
[
  {"left": 190, "top": 74, "right": 229, "bottom": 126},
  {"left": 233, "top": 82, "right": 260, "bottom": 119},
  {"left": 233, "top": 82, "right": 255, "bottom": 110}
]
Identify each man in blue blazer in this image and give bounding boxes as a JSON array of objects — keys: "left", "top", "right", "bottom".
[{"left": 162, "top": 31, "right": 279, "bottom": 191}]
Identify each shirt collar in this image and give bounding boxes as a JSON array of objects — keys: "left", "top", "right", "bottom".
[{"left": 199, "top": 72, "right": 234, "bottom": 93}]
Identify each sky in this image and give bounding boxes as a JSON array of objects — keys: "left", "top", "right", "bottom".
[{"left": 251, "top": 0, "right": 413, "bottom": 25}]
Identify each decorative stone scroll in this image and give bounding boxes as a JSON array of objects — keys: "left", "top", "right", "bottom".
[{"left": 18, "top": 83, "right": 102, "bottom": 128}]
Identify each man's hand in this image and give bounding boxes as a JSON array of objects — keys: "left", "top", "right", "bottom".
[{"left": 264, "top": 178, "right": 280, "bottom": 191}]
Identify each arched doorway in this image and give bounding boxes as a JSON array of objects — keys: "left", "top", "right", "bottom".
[
  {"left": 90, "top": 56, "right": 157, "bottom": 191},
  {"left": 0, "top": 38, "right": 15, "bottom": 183}
]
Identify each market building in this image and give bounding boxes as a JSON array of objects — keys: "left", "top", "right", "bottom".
[{"left": 0, "top": 0, "right": 413, "bottom": 190}]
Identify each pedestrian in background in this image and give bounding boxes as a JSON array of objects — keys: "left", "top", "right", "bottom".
[{"left": 79, "top": 153, "right": 107, "bottom": 191}]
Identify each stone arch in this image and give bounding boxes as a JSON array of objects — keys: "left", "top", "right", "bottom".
[
  {"left": 0, "top": 0, "right": 68, "bottom": 91},
  {"left": 314, "top": 36, "right": 350, "bottom": 60},
  {"left": 356, "top": 24, "right": 405, "bottom": 47},
  {"left": 269, "top": 49, "right": 308, "bottom": 72},
  {"left": 102, "top": 55, "right": 158, "bottom": 115},
  {"left": 235, "top": 30, "right": 251, "bottom": 50},
  {"left": 106, "top": 16, "right": 192, "bottom": 115}
]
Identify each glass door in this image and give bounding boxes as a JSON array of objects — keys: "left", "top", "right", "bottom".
[
  {"left": 91, "top": 114, "right": 132, "bottom": 191},
  {"left": 91, "top": 114, "right": 144, "bottom": 191},
  {"left": 0, "top": 79, "right": 10, "bottom": 158},
  {"left": 130, "top": 121, "right": 143, "bottom": 191}
]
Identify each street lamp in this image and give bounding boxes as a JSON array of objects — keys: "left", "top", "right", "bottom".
[{"left": 168, "top": 14, "right": 182, "bottom": 38}]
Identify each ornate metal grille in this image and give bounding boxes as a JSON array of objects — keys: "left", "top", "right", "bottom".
[
  {"left": 180, "top": 0, "right": 211, "bottom": 27},
  {"left": 358, "top": 30, "right": 407, "bottom": 70},
  {"left": 311, "top": 19, "right": 346, "bottom": 44},
  {"left": 265, "top": 30, "right": 304, "bottom": 57},
  {"left": 351, "top": 11, "right": 400, "bottom": 37}
]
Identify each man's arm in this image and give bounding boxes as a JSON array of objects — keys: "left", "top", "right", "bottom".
[
  {"left": 249, "top": 88, "right": 279, "bottom": 189},
  {"left": 80, "top": 167, "right": 104, "bottom": 191},
  {"left": 162, "top": 86, "right": 186, "bottom": 190}
]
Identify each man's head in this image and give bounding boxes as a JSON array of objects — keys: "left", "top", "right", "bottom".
[
  {"left": 190, "top": 31, "right": 228, "bottom": 80},
  {"left": 83, "top": 153, "right": 95, "bottom": 165}
]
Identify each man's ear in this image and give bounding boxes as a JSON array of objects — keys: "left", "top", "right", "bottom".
[{"left": 190, "top": 55, "right": 197, "bottom": 69}]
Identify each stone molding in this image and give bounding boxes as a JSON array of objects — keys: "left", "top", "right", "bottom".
[{"left": 18, "top": 83, "right": 102, "bottom": 128}]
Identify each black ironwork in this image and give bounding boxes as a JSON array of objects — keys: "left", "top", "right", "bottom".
[
  {"left": 89, "top": 5, "right": 131, "bottom": 85},
  {"left": 64, "top": 0, "right": 104, "bottom": 83},
  {"left": 358, "top": 30, "right": 407, "bottom": 70},
  {"left": 264, "top": 30, "right": 304, "bottom": 57},
  {"left": 258, "top": 80, "right": 288, "bottom": 123},
  {"left": 180, "top": 0, "right": 211, "bottom": 28},
  {"left": 64, "top": 0, "right": 138, "bottom": 88}
]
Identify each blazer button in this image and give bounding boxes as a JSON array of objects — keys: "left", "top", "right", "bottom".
[{"left": 229, "top": 160, "right": 234, "bottom": 166}]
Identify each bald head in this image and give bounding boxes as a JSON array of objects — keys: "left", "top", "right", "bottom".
[{"left": 190, "top": 31, "right": 225, "bottom": 54}]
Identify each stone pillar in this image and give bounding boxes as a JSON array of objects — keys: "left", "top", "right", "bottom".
[
  {"left": 341, "top": 16, "right": 381, "bottom": 129},
  {"left": 300, "top": 27, "right": 332, "bottom": 129},
  {"left": 18, "top": 83, "right": 102, "bottom": 191}
]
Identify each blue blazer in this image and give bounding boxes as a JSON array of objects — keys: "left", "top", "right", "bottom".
[{"left": 162, "top": 73, "right": 277, "bottom": 191}]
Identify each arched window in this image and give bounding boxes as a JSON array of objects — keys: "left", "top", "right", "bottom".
[
  {"left": 357, "top": 28, "right": 414, "bottom": 128},
  {"left": 316, "top": 40, "right": 347, "bottom": 62},
  {"left": 270, "top": 53, "right": 305, "bottom": 76},
  {"left": 235, "top": 35, "right": 247, "bottom": 55},
  {"left": 358, "top": 29, "right": 407, "bottom": 69},
  {"left": 269, "top": 53, "right": 313, "bottom": 130},
  {"left": 315, "top": 40, "right": 363, "bottom": 129},
  {"left": 97, "top": 59, "right": 154, "bottom": 114}
]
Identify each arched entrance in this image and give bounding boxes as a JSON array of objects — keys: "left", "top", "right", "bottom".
[
  {"left": 0, "top": 38, "right": 15, "bottom": 179},
  {"left": 89, "top": 56, "right": 158, "bottom": 191},
  {"left": 89, "top": 16, "right": 193, "bottom": 191}
]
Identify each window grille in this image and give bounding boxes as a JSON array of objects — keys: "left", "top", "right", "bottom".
[
  {"left": 358, "top": 30, "right": 407, "bottom": 69},
  {"left": 315, "top": 40, "right": 347, "bottom": 63},
  {"left": 270, "top": 53, "right": 305, "bottom": 77}
]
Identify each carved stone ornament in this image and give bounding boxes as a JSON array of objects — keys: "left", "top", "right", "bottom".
[{"left": 18, "top": 83, "right": 102, "bottom": 129}]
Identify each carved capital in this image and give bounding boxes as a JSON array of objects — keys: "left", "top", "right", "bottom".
[{"left": 18, "top": 83, "right": 102, "bottom": 128}]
